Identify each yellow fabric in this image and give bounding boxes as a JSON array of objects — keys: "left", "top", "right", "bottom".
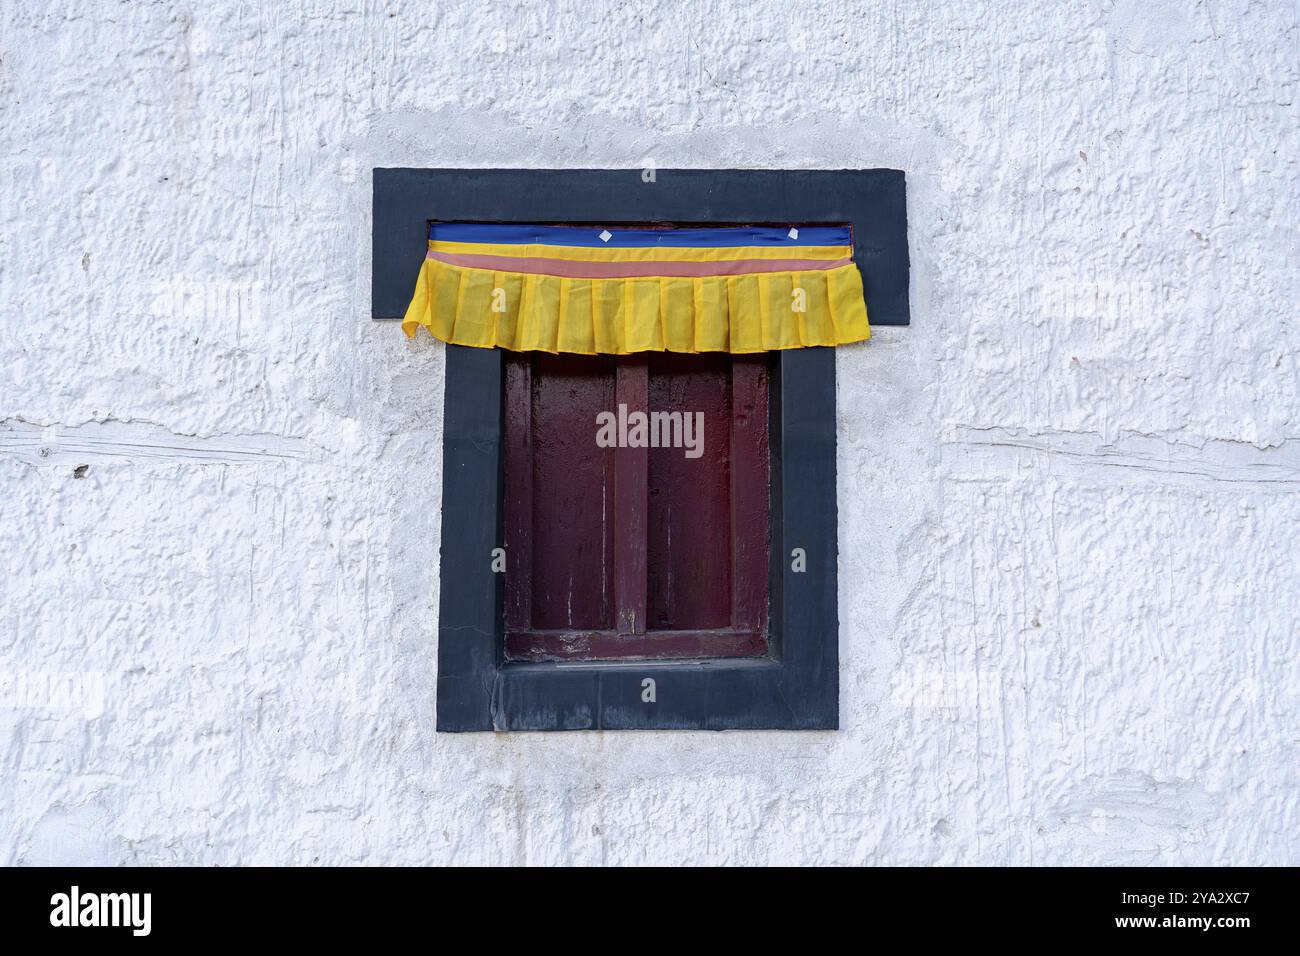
[{"left": 401, "top": 257, "right": 871, "bottom": 354}]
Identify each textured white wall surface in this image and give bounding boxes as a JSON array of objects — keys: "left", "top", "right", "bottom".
[{"left": 1, "top": 0, "right": 1297, "bottom": 866}]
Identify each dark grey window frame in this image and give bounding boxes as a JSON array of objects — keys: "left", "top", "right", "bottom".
[{"left": 372, "top": 168, "right": 909, "bottom": 731}]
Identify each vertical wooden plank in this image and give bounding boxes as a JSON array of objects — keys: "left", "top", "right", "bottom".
[
  {"left": 646, "top": 352, "right": 733, "bottom": 630},
  {"left": 503, "top": 354, "right": 532, "bottom": 631},
  {"left": 731, "top": 355, "right": 770, "bottom": 641},
  {"left": 614, "top": 357, "right": 648, "bottom": 635},
  {"left": 529, "top": 354, "right": 616, "bottom": 630}
]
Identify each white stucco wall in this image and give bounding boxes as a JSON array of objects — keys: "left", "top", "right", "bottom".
[{"left": 2, "top": 0, "right": 1297, "bottom": 865}]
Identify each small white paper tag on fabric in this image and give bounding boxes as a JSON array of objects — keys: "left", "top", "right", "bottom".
[
  {"left": 598, "top": 230, "right": 613, "bottom": 243},
  {"left": 787, "top": 227, "right": 799, "bottom": 240}
]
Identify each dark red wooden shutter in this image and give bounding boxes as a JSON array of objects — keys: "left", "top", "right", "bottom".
[{"left": 504, "top": 352, "right": 769, "bottom": 661}]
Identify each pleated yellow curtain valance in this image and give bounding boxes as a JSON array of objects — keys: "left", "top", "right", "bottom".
[{"left": 401, "top": 222, "right": 870, "bottom": 354}]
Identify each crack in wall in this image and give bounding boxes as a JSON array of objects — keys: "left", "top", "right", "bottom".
[
  {"left": 0, "top": 419, "right": 314, "bottom": 466},
  {"left": 943, "top": 426, "right": 1300, "bottom": 488}
]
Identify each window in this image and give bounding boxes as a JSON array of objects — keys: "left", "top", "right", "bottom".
[
  {"left": 372, "top": 167, "right": 910, "bottom": 730},
  {"left": 504, "top": 353, "right": 771, "bottom": 662}
]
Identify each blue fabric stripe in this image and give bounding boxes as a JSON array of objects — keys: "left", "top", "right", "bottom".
[{"left": 427, "top": 222, "right": 852, "bottom": 248}]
